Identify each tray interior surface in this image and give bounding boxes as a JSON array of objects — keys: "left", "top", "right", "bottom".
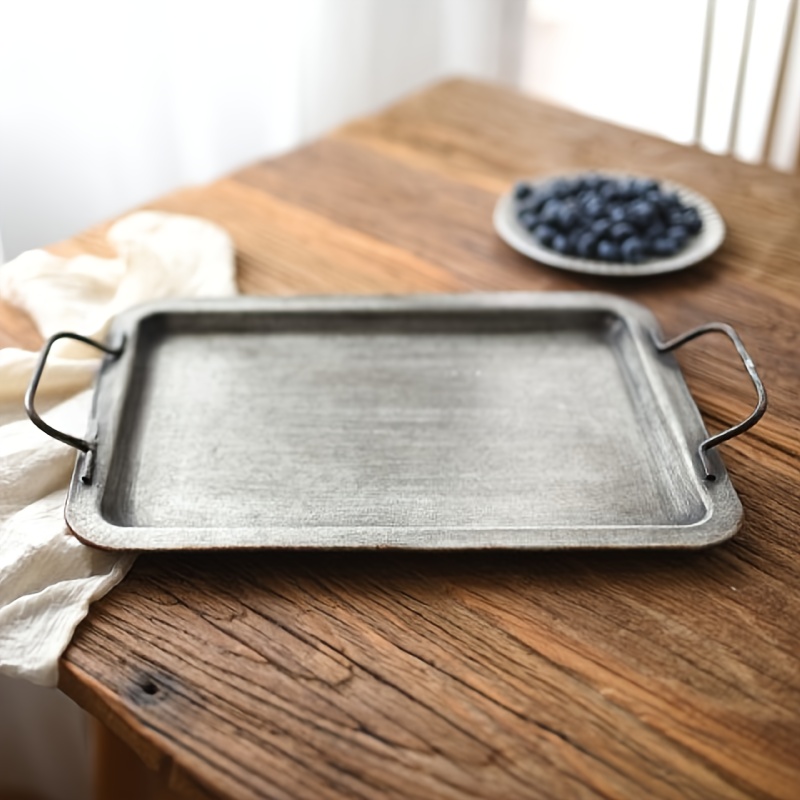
[{"left": 100, "top": 308, "right": 706, "bottom": 532}]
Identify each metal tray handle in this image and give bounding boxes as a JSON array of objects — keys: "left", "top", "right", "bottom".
[
  {"left": 25, "top": 331, "right": 125, "bottom": 452},
  {"left": 654, "top": 322, "right": 767, "bottom": 481}
]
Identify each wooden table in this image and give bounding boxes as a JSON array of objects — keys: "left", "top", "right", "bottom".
[{"left": 6, "top": 80, "right": 800, "bottom": 799}]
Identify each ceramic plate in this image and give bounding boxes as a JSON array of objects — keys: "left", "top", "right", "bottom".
[{"left": 494, "top": 173, "right": 725, "bottom": 277}]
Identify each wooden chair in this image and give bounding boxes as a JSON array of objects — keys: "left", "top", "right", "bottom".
[{"left": 695, "top": 0, "right": 799, "bottom": 169}]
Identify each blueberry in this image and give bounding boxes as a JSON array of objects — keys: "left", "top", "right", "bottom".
[
  {"left": 650, "top": 237, "right": 680, "bottom": 257},
  {"left": 615, "top": 178, "right": 637, "bottom": 200},
  {"left": 666, "top": 225, "right": 689, "bottom": 246},
  {"left": 518, "top": 209, "right": 539, "bottom": 230},
  {"left": 556, "top": 204, "right": 579, "bottom": 230},
  {"left": 570, "top": 177, "right": 586, "bottom": 193},
  {"left": 628, "top": 200, "right": 656, "bottom": 229},
  {"left": 575, "top": 231, "right": 598, "bottom": 258},
  {"left": 645, "top": 188, "right": 664, "bottom": 206},
  {"left": 632, "top": 178, "right": 659, "bottom": 195},
  {"left": 682, "top": 207, "right": 703, "bottom": 234},
  {"left": 532, "top": 224, "right": 558, "bottom": 247},
  {"left": 645, "top": 221, "right": 666, "bottom": 240},
  {"left": 514, "top": 183, "right": 533, "bottom": 202},
  {"left": 610, "top": 221, "right": 636, "bottom": 241},
  {"left": 667, "top": 208, "right": 688, "bottom": 227},
  {"left": 516, "top": 193, "right": 539, "bottom": 214},
  {"left": 534, "top": 188, "right": 555, "bottom": 205},
  {"left": 620, "top": 236, "right": 646, "bottom": 264},
  {"left": 596, "top": 239, "right": 621, "bottom": 261},
  {"left": 661, "top": 192, "right": 681, "bottom": 209},
  {"left": 567, "top": 228, "right": 583, "bottom": 250},
  {"left": 583, "top": 197, "right": 605, "bottom": 218},
  {"left": 591, "top": 218, "right": 612, "bottom": 237},
  {"left": 653, "top": 196, "right": 678, "bottom": 219},
  {"left": 583, "top": 174, "right": 604, "bottom": 192},
  {"left": 551, "top": 179, "right": 572, "bottom": 199},
  {"left": 551, "top": 233, "right": 571, "bottom": 254},
  {"left": 600, "top": 182, "right": 620, "bottom": 202},
  {"left": 540, "top": 199, "right": 563, "bottom": 225},
  {"left": 609, "top": 204, "right": 628, "bottom": 223}
]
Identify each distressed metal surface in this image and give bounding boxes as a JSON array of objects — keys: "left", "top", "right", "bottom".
[{"left": 65, "top": 293, "right": 742, "bottom": 550}]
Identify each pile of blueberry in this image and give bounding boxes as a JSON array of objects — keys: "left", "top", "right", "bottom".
[{"left": 513, "top": 174, "right": 703, "bottom": 264}]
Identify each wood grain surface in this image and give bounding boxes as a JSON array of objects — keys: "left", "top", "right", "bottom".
[{"left": 5, "top": 79, "right": 800, "bottom": 799}]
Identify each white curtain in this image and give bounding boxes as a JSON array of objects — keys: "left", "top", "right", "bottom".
[
  {"left": 0, "top": 3, "right": 525, "bottom": 798},
  {"left": 0, "top": 0, "right": 526, "bottom": 261}
]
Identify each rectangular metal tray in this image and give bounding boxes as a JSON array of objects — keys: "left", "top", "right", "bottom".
[{"left": 28, "top": 293, "right": 766, "bottom": 550}]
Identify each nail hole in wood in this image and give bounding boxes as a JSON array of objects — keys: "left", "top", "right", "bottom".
[{"left": 141, "top": 681, "right": 159, "bottom": 696}]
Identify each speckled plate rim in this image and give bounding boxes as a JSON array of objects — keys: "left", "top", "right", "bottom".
[{"left": 493, "top": 172, "right": 726, "bottom": 277}]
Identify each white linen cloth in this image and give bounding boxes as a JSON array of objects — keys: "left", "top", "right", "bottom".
[{"left": 0, "top": 211, "right": 237, "bottom": 686}]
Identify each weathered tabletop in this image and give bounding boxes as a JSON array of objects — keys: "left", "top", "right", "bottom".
[{"left": 6, "top": 80, "right": 800, "bottom": 799}]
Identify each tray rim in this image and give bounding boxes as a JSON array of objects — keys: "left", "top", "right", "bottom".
[{"left": 64, "top": 292, "right": 743, "bottom": 551}]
